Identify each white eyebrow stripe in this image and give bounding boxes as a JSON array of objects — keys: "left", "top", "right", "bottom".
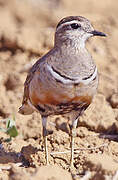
[
  {"left": 47, "top": 64, "right": 97, "bottom": 85},
  {"left": 56, "top": 20, "right": 80, "bottom": 32}
]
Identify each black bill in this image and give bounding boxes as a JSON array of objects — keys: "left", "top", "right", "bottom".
[{"left": 91, "top": 30, "right": 107, "bottom": 37}]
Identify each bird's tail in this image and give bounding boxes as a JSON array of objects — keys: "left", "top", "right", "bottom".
[{"left": 18, "top": 103, "right": 34, "bottom": 115}]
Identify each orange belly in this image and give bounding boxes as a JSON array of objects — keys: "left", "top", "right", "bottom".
[{"left": 30, "top": 88, "right": 92, "bottom": 107}]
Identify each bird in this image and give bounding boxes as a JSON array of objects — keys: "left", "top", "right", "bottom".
[{"left": 19, "top": 16, "right": 106, "bottom": 167}]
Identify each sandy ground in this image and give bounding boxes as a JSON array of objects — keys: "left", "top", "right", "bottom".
[{"left": 0, "top": 0, "right": 118, "bottom": 179}]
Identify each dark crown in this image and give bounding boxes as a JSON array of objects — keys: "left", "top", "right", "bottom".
[{"left": 56, "top": 16, "right": 88, "bottom": 29}]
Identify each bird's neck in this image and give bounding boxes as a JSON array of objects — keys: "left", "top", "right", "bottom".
[
  {"left": 55, "top": 37, "right": 87, "bottom": 54},
  {"left": 49, "top": 42, "right": 94, "bottom": 79}
]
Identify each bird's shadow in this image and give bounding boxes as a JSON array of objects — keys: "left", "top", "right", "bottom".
[{"left": 0, "top": 143, "right": 39, "bottom": 167}]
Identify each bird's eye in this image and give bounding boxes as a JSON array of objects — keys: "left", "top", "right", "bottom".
[{"left": 71, "top": 23, "right": 81, "bottom": 29}]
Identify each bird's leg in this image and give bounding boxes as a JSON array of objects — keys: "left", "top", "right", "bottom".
[
  {"left": 41, "top": 116, "right": 49, "bottom": 165},
  {"left": 70, "top": 118, "right": 78, "bottom": 168}
]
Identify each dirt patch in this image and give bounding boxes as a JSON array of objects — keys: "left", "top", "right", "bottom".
[{"left": 0, "top": 0, "right": 118, "bottom": 179}]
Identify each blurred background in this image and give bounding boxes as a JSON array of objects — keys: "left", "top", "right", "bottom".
[
  {"left": 0, "top": 0, "right": 118, "bottom": 179},
  {"left": 0, "top": 0, "right": 118, "bottom": 120}
]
